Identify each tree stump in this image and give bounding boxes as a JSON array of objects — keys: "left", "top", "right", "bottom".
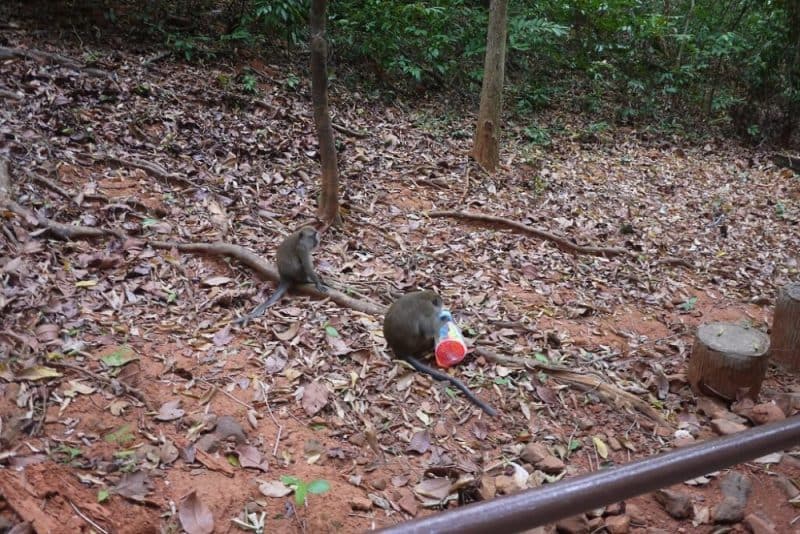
[
  {"left": 688, "top": 322, "right": 770, "bottom": 401},
  {"left": 770, "top": 282, "right": 800, "bottom": 371}
]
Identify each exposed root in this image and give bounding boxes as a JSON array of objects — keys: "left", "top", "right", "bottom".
[{"left": 428, "top": 210, "right": 633, "bottom": 258}]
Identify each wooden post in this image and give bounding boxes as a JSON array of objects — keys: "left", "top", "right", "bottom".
[
  {"left": 688, "top": 322, "right": 770, "bottom": 401},
  {"left": 770, "top": 282, "right": 800, "bottom": 371}
]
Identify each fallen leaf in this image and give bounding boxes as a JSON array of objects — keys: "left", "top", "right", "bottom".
[
  {"left": 15, "top": 366, "right": 61, "bottom": 381},
  {"left": 407, "top": 430, "right": 431, "bottom": 454},
  {"left": 101, "top": 346, "right": 139, "bottom": 367},
  {"left": 201, "top": 276, "right": 233, "bottom": 287},
  {"left": 414, "top": 477, "right": 452, "bottom": 500},
  {"left": 112, "top": 471, "right": 152, "bottom": 503},
  {"left": 301, "top": 381, "right": 329, "bottom": 416},
  {"left": 259, "top": 480, "right": 292, "bottom": 498},
  {"left": 236, "top": 445, "right": 269, "bottom": 472},
  {"left": 274, "top": 322, "right": 300, "bottom": 341},
  {"left": 592, "top": 436, "right": 609, "bottom": 459},
  {"left": 179, "top": 491, "right": 214, "bottom": 534},
  {"left": 155, "top": 399, "right": 185, "bottom": 421}
]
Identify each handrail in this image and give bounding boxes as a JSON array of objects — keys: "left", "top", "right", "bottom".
[{"left": 373, "top": 415, "right": 800, "bottom": 534}]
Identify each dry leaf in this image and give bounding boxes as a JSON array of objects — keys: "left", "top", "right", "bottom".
[
  {"left": 301, "top": 381, "right": 329, "bottom": 416},
  {"left": 259, "top": 480, "right": 292, "bottom": 498},
  {"left": 407, "top": 430, "right": 431, "bottom": 454},
  {"left": 154, "top": 399, "right": 185, "bottom": 421},
  {"left": 179, "top": 491, "right": 214, "bottom": 534},
  {"left": 236, "top": 445, "right": 269, "bottom": 472},
  {"left": 414, "top": 477, "right": 452, "bottom": 500}
]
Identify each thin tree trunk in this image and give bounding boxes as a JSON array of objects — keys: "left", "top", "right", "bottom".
[
  {"left": 470, "top": 0, "right": 509, "bottom": 172},
  {"left": 309, "top": 0, "right": 339, "bottom": 227}
]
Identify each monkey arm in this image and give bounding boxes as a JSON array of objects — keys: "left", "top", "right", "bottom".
[
  {"left": 299, "top": 250, "right": 328, "bottom": 292},
  {"left": 402, "top": 355, "right": 497, "bottom": 416}
]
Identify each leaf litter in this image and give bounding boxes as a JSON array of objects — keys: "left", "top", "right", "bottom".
[{"left": 0, "top": 15, "right": 798, "bottom": 534}]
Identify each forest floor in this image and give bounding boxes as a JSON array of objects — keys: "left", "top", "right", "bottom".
[{"left": 1, "top": 12, "right": 800, "bottom": 534}]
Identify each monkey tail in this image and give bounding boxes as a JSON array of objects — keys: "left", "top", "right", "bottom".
[
  {"left": 404, "top": 356, "right": 497, "bottom": 417},
  {"left": 234, "top": 281, "right": 290, "bottom": 325}
]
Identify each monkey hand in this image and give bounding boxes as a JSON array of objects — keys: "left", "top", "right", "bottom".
[{"left": 315, "top": 282, "right": 329, "bottom": 293}]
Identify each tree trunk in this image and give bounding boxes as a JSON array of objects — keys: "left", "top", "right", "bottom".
[
  {"left": 688, "top": 322, "right": 770, "bottom": 401},
  {"left": 470, "top": 0, "right": 509, "bottom": 172},
  {"left": 309, "top": 0, "right": 339, "bottom": 227},
  {"left": 770, "top": 282, "right": 800, "bottom": 371}
]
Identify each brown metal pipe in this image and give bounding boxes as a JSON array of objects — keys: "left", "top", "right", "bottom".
[{"left": 374, "top": 415, "right": 800, "bottom": 534}]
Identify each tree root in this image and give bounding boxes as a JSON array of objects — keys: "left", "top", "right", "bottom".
[
  {"left": 97, "top": 154, "right": 201, "bottom": 189},
  {"left": 428, "top": 210, "right": 633, "bottom": 258},
  {"left": 474, "top": 347, "right": 672, "bottom": 428},
  {"left": 1, "top": 158, "right": 671, "bottom": 424},
  {"left": 0, "top": 46, "right": 115, "bottom": 81}
]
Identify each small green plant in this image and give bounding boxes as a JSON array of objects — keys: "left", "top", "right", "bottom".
[
  {"left": 523, "top": 124, "right": 551, "bottom": 146},
  {"left": 283, "top": 73, "right": 301, "bottom": 90},
  {"left": 55, "top": 444, "right": 82, "bottom": 462},
  {"left": 241, "top": 73, "right": 259, "bottom": 94},
  {"left": 280, "top": 476, "right": 331, "bottom": 506},
  {"left": 679, "top": 296, "right": 698, "bottom": 312}
]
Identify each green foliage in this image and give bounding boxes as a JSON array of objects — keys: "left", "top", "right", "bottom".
[
  {"left": 523, "top": 124, "right": 551, "bottom": 146},
  {"left": 280, "top": 476, "right": 331, "bottom": 506}
]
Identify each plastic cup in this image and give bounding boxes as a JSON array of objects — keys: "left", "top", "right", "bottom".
[{"left": 434, "top": 311, "right": 468, "bottom": 368}]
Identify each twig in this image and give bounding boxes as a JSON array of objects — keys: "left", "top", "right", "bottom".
[
  {"left": 49, "top": 361, "right": 151, "bottom": 409},
  {"left": 654, "top": 256, "right": 694, "bottom": 269},
  {"left": 332, "top": 121, "right": 368, "bottom": 138},
  {"left": 0, "top": 46, "right": 115, "bottom": 81},
  {"left": 427, "top": 210, "right": 633, "bottom": 258},
  {"left": 0, "top": 88, "right": 22, "bottom": 100},
  {"left": 200, "top": 379, "right": 252, "bottom": 410},
  {"left": 459, "top": 166, "right": 471, "bottom": 205},
  {"left": 0, "top": 159, "right": 10, "bottom": 196},
  {"left": 99, "top": 154, "right": 200, "bottom": 189},
  {"left": 21, "top": 169, "right": 163, "bottom": 216},
  {"left": 68, "top": 499, "right": 109, "bottom": 534},
  {"left": 474, "top": 347, "right": 671, "bottom": 428},
  {"left": 142, "top": 50, "right": 170, "bottom": 66},
  {"left": 258, "top": 381, "right": 283, "bottom": 457}
]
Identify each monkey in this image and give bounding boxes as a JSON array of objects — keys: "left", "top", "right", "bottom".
[
  {"left": 235, "top": 226, "right": 328, "bottom": 325},
  {"left": 382, "top": 291, "right": 497, "bottom": 416}
]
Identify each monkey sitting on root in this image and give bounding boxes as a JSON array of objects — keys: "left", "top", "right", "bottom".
[
  {"left": 235, "top": 226, "right": 328, "bottom": 325},
  {"left": 383, "top": 290, "right": 497, "bottom": 416}
]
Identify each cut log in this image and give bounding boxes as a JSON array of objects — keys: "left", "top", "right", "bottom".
[
  {"left": 770, "top": 282, "right": 800, "bottom": 371},
  {"left": 688, "top": 322, "right": 770, "bottom": 401}
]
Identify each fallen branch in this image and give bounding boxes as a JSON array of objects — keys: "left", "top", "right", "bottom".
[
  {"left": 146, "top": 241, "right": 386, "bottom": 316},
  {"left": 428, "top": 210, "right": 632, "bottom": 258},
  {"left": 332, "top": 121, "right": 369, "bottom": 138},
  {"left": 22, "top": 168, "right": 166, "bottom": 216},
  {"left": 0, "top": 46, "right": 115, "bottom": 81},
  {"left": 772, "top": 153, "right": 800, "bottom": 174},
  {"left": 50, "top": 361, "right": 151, "bottom": 410},
  {"left": 98, "top": 154, "right": 200, "bottom": 189},
  {"left": 474, "top": 347, "right": 672, "bottom": 428},
  {"left": 0, "top": 88, "right": 22, "bottom": 100}
]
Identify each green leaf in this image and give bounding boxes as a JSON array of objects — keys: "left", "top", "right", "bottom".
[
  {"left": 324, "top": 325, "right": 340, "bottom": 337},
  {"left": 104, "top": 424, "right": 135, "bottom": 446},
  {"left": 101, "top": 346, "right": 139, "bottom": 367},
  {"left": 142, "top": 218, "right": 159, "bottom": 228},
  {"left": 679, "top": 296, "right": 698, "bottom": 311},
  {"left": 307, "top": 479, "right": 331, "bottom": 495},
  {"left": 97, "top": 488, "right": 110, "bottom": 503},
  {"left": 534, "top": 352, "right": 549, "bottom": 363},
  {"left": 294, "top": 483, "right": 308, "bottom": 506}
]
